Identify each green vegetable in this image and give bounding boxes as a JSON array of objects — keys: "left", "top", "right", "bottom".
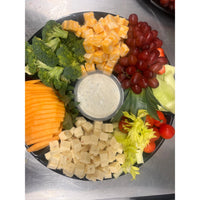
[
  {"left": 45, "top": 37, "right": 61, "bottom": 52},
  {"left": 114, "top": 110, "right": 155, "bottom": 180},
  {"left": 61, "top": 32, "right": 85, "bottom": 63},
  {"left": 56, "top": 44, "right": 79, "bottom": 67},
  {"left": 32, "top": 36, "right": 59, "bottom": 67},
  {"left": 111, "top": 88, "right": 162, "bottom": 122},
  {"left": 153, "top": 65, "right": 175, "bottom": 114},
  {"left": 42, "top": 20, "right": 68, "bottom": 42}
]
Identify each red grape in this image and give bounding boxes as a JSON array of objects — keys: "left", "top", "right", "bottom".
[
  {"left": 156, "top": 57, "right": 168, "bottom": 65},
  {"left": 138, "top": 78, "right": 148, "bottom": 88},
  {"left": 129, "top": 47, "right": 139, "bottom": 56},
  {"left": 136, "top": 60, "right": 148, "bottom": 71},
  {"left": 151, "top": 30, "right": 158, "bottom": 39},
  {"left": 121, "top": 79, "right": 131, "bottom": 89},
  {"left": 149, "top": 62, "right": 163, "bottom": 73},
  {"left": 143, "top": 70, "right": 154, "bottom": 78},
  {"left": 144, "top": 31, "right": 153, "bottom": 44},
  {"left": 117, "top": 73, "right": 126, "bottom": 82},
  {"left": 138, "top": 50, "right": 149, "bottom": 60},
  {"left": 119, "top": 57, "right": 129, "bottom": 66},
  {"left": 153, "top": 38, "right": 163, "bottom": 48},
  {"left": 147, "top": 78, "right": 159, "bottom": 88},
  {"left": 114, "top": 64, "right": 124, "bottom": 73},
  {"left": 136, "top": 35, "right": 145, "bottom": 47},
  {"left": 131, "top": 72, "right": 143, "bottom": 85},
  {"left": 129, "top": 14, "right": 138, "bottom": 26},
  {"left": 131, "top": 84, "right": 142, "bottom": 94},
  {"left": 128, "top": 55, "right": 137, "bottom": 65},
  {"left": 126, "top": 66, "right": 137, "bottom": 75}
]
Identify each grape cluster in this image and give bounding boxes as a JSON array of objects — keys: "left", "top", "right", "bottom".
[
  {"left": 159, "top": 0, "right": 175, "bottom": 11},
  {"left": 114, "top": 13, "right": 168, "bottom": 94}
]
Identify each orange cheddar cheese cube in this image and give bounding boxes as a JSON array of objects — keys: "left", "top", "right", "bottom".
[
  {"left": 120, "top": 43, "right": 129, "bottom": 57},
  {"left": 83, "top": 39, "right": 96, "bottom": 53},
  {"left": 93, "top": 51, "right": 105, "bottom": 64},
  {"left": 96, "top": 62, "right": 106, "bottom": 71},
  {"left": 81, "top": 64, "right": 87, "bottom": 76},
  {"left": 104, "top": 14, "right": 119, "bottom": 30},
  {"left": 101, "top": 38, "right": 114, "bottom": 54},
  {"left": 85, "top": 63, "right": 96, "bottom": 72},
  {"left": 107, "top": 31, "right": 120, "bottom": 45},
  {"left": 103, "top": 65, "right": 113, "bottom": 75},
  {"left": 75, "top": 27, "right": 82, "bottom": 37},
  {"left": 118, "top": 25, "right": 129, "bottom": 39},
  {"left": 109, "top": 48, "right": 120, "bottom": 62},
  {"left": 93, "top": 22, "right": 104, "bottom": 34},
  {"left": 90, "top": 34, "right": 103, "bottom": 47},
  {"left": 83, "top": 28, "right": 94, "bottom": 39},
  {"left": 84, "top": 53, "right": 94, "bottom": 64},
  {"left": 62, "top": 20, "right": 80, "bottom": 32},
  {"left": 83, "top": 12, "right": 97, "bottom": 27}
]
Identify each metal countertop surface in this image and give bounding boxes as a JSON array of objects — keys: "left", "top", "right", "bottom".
[{"left": 25, "top": 0, "right": 175, "bottom": 199}]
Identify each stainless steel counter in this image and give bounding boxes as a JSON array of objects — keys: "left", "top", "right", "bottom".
[{"left": 25, "top": 0, "right": 175, "bottom": 199}]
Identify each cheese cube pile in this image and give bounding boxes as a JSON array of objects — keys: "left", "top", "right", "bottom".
[
  {"left": 62, "top": 12, "right": 129, "bottom": 76},
  {"left": 45, "top": 117, "right": 125, "bottom": 181}
]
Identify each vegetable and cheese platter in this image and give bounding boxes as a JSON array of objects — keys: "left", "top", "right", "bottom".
[{"left": 25, "top": 11, "right": 175, "bottom": 181}]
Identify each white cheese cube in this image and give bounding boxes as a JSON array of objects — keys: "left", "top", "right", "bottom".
[
  {"left": 86, "top": 174, "right": 97, "bottom": 181},
  {"left": 49, "top": 140, "right": 60, "bottom": 155},
  {"left": 44, "top": 152, "right": 51, "bottom": 160},
  {"left": 99, "top": 132, "right": 109, "bottom": 141},
  {"left": 90, "top": 135, "right": 98, "bottom": 145},
  {"left": 75, "top": 117, "right": 87, "bottom": 127},
  {"left": 93, "top": 128, "right": 101, "bottom": 138},
  {"left": 62, "top": 151, "right": 73, "bottom": 163},
  {"left": 93, "top": 121, "right": 103, "bottom": 130},
  {"left": 60, "top": 140, "right": 71, "bottom": 152},
  {"left": 109, "top": 136, "right": 120, "bottom": 150},
  {"left": 80, "top": 151, "right": 91, "bottom": 164},
  {"left": 89, "top": 144, "right": 99, "bottom": 156},
  {"left": 47, "top": 154, "right": 60, "bottom": 170},
  {"left": 71, "top": 139, "right": 82, "bottom": 152},
  {"left": 108, "top": 161, "right": 121, "bottom": 173},
  {"left": 59, "top": 131, "right": 68, "bottom": 141},
  {"left": 74, "top": 163, "right": 85, "bottom": 179},
  {"left": 69, "top": 127, "right": 75, "bottom": 135},
  {"left": 86, "top": 164, "right": 95, "bottom": 174},
  {"left": 82, "top": 121, "right": 94, "bottom": 133},
  {"left": 99, "top": 151, "right": 109, "bottom": 167},
  {"left": 92, "top": 155, "right": 101, "bottom": 167},
  {"left": 63, "top": 130, "right": 73, "bottom": 140},
  {"left": 102, "top": 123, "right": 113, "bottom": 132},
  {"left": 74, "top": 126, "right": 84, "bottom": 138},
  {"left": 115, "top": 153, "right": 125, "bottom": 164},
  {"left": 98, "top": 141, "right": 106, "bottom": 150},
  {"left": 81, "top": 135, "right": 91, "bottom": 145},
  {"left": 107, "top": 146, "right": 116, "bottom": 163},
  {"left": 63, "top": 162, "right": 75, "bottom": 177}
]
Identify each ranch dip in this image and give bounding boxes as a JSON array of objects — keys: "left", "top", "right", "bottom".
[{"left": 75, "top": 72, "right": 123, "bottom": 120}]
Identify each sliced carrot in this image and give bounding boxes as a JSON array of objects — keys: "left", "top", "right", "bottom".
[
  {"left": 25, "top": 127, "right": 61, "bottom": 140},
  {"left": 26, "top": 134, "right": 53, "bottom": 146},
  {"left": 157, "top": 48, "right": 165, "bottom": 57},
  {"left": 25, "top": 80, "right": 41, "bottom": 84},
  {"left": 27, "top": 136, "right": 59, "bottom": 152}
]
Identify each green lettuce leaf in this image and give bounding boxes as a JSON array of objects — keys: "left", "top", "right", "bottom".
[{"left": 153, "top": 64, "right": 175, "bottom": 114}]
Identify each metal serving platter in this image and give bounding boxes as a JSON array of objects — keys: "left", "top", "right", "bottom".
[{"left": 25, "top": 11, "right": 175, "bottom": 181}]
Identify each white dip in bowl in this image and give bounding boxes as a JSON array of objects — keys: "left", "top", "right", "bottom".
[{"left": 74, "top": 71, "right": 124, "bottom": 121}]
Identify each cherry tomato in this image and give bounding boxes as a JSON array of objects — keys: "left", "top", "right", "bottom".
[
  {"left": 144, "top": 142, "right": 156, "bottom": 153},
  {"left": 159, "top": 124, "right": 175, "bottom": 139},
  {"left": 145, "top": 115, "right": 155, "bottom": 128},
  {"left": 157, "top": 65, "right": 165, "bottom": 75},
  {"left": 154, "top": 111, "right": 167, "bottom": 127},
  {"left": 118, "top": 117, "right": 131, "bottom": 133},
  {"left": 150, "top": 127, "right": 160, "bottom": 142}
]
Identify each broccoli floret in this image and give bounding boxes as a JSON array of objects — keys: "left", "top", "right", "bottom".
[
  {"left": 56, "top": 44, "right": 79, "bottom": 67},
  {"left": 61, "top": 32, "right": 85, "bottom": 63},
  {"left": 25, "top": 41, "right": 33, "bottom": 65},
  {"left": 61, "top": 63, "right": 82, "bottom": 82},
  {"left": 42, "top": 20, "right": 68, "bottom": 42},
  {"left": 45, "top": 37, "right": 61, "bottom": 52},
  {"left": 32, "top": 36, "right": 58, "bottom": 67},
  {"left": 37, "top": 66, "right": 65, "bottom": 90}
]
